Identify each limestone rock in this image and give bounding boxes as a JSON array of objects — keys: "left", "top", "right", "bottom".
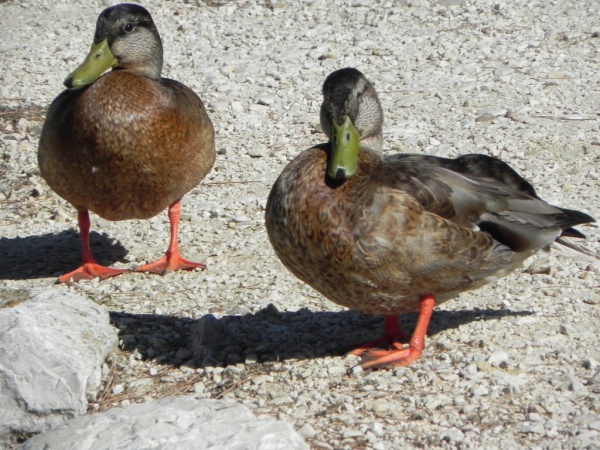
[
  {"left": 0, "top": 288, "right": 117, "bottom": 441},
  {"left": 19, "top": 396, "right": 309, "bottom": 450}
]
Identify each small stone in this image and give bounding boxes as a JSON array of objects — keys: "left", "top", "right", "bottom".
[
  {"left": 370, "top": 421, "right": 384, "bottom": 437},
  {"left": 17, "top": 118, "right": 29, "bottom": 133},
  {"left": 475, "top": 113, "right": 496, "bottom": 123},
  {"left": 209, "top": 101, "right": 229, "bottom": 112},
  {"left": 559, "top": 324, "right": 574, "bottom": 336},
  {"left": 327, "top": 365, "right": 347, "bottom": 376},
  {"left": 471, "top": 385, "right": 489, "bottom": 397},
  {"left": 488, "top": 350, "right": 509, "bottom": 366},
  {"left": 558, "top": 376, "right": 586, "bottom": 393},
  {"left": 460, "top": 363, "right": 477, "bottom": 378},
  {"left": 528, "top": 413, "right": 543, "bottom": 422},
  {"left": 437, "top": 0, "right": 462, "bottom": 5},
  {"left": 256, "top": 94, "right": 276, "bottom": 106},
  {"left": 368, "top": 400, "right": 390, "bottom": 413},
  {"left": 526, "top": 258, "right": 552, "bottom": 275},
  {"left": 247, "top": 147, "right": 266, "bottom": 158},
  {"left": 587, "top": 368, "right": 600, "bottom": 390},
  {"left": 245, "top": 354, "right": 259, "bottom": 365},
  {"left": 584, "top": 359, "right": 599, "bottom": 370},
  {"left": 129, "top": 379, "right": 152, "bottom": 392},
  {"left": 441, "top": 427, "right": 465, "bottom": 442},
  {"left": 299, "top": 423, "right": 318, "bottom": 438},
  {"left": 342, "top": 429, "right": 363, "bottom": 438},
  {"left": 231, "top": 214, "right": 250, "bottom": 223},
  {"left": 251, "top": 375, "right": 273, "bottom": 385},
  {"left": 521, "top": 423, "right": 545, "bottom": 434}
]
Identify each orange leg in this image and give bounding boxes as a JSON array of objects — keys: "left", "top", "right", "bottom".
[
  {"left": 352, "top": 294, "right": 436, "bottom": 370},
  {"left": 135, "top": 200, "right": 206, "bottom": 275},
  {"left": 57, "top": 210, "right": 127, "bottom": 283}
]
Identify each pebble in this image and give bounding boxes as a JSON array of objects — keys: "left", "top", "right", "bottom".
[
  {"left": 437, "top": 0, "right": 463, "bottom": 5},
  {"left": 441, "top": 427, "right": 465, "bottom": 442},
  {"left": 370, "top": 421, "right": 384, "bottom": 437},
  {"left": 488, "top": 350, "right": 509, "bottom": 366},
  {"left": 521, "top": 423, "right": 546, "bottom": 434},
  {"left": 299, "top": 423, "right": 318, "bottom": 438},
  {"left": 471, "top": 385, "right": 490, "bottom": 397},
  {"left": 587, "top": 369, "right": 600, "bottom": 390},
  {"left": 475, "top": 113, "right": 496, "bottom": 123},
  {"left": 247, "top": 147, "right": 266, "bottom": 157},
  {"left": 255, "top": 94, "right": 276, "bottom": 106}
]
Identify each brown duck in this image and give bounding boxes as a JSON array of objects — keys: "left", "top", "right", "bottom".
[
  {"left": 38, "top": 4, "right": 215, "bottom": 283},
  {"left": 265, "top": 67, "right": 596, "bottom": 370}
]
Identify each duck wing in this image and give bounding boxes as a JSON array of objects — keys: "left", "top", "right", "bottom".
[{"left": 377, "top": 154, "right": 595, "bottom": 253}]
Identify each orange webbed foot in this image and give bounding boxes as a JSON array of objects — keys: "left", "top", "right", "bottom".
[
  {"left": 135, "top": 254, "right": 206, "bottom": 275},
  {"left": 135, "top": 255, "right": 206, "bottom": 275},
  {"left": 349, "top": 294, "right": 436, "bottom": 372},
  {"left": 358, "top": 345, "right": 423, "bottom": 370},
  {"left": 350, "top": 315, "right": 409, "bottom": 357},
  {"left": 57, "top": 263, "right": 128, "bottom": 283}
]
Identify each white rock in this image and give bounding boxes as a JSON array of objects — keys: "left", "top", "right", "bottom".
[
  {"left": 255, "top": 94, "right": 276, "bottom": 106},
  {"left": 488, "top": 350, "right": 509, "bottom": 366},
  {"left": 0, "top": 288, "right": 117, "bottom": 439},
  {"left": 19, "top": 396, "right": 308, "bottom": 450},
  {"left": 247, "top": 147, "right": 267, "bottom": 158}
]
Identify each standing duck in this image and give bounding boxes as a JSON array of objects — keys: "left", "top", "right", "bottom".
[
  {"left": 38, "top": 4, "right": 215, "bottom": 283},
  {"left": 265, "top": 67, "right": 595, "bottom": 370}
]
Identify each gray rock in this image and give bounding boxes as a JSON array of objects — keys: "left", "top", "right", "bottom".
[
  {"left": 255, "top": 94, "right": 276, "bottom": 106},
  {"left": 437, "top": 0, "right": 463, "bottom": 6},
  {"left": 246, "top": 147, "right": 266, "bottom": 158},
  {"left": 19, "top": 396, "right": 309, "bottom": 450},
  {"left": 0, "top": 288, "right": 117, "bottom": 440},
  {"left": 587, "top": 368, "right": 600, "bottom": 392},
  {"left": 488, "top": 350, "right": 509, "bottom": 366},
  {"left": 475, "top": 113, "right": 497, "bottom": 123}
]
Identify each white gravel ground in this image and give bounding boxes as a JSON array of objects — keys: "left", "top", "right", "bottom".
[{"left": 1, "top": 0, "right": 599, "bottom": 448}]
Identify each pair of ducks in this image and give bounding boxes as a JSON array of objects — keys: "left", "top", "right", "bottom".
[{"left": 39, "top": 4, "right": 595, "bottom": 370}]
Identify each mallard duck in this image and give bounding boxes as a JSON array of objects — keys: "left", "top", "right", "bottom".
[
  {"left": 38, "top": 4, "right": 215, "bottom": 283},
  {"left": 265, "top": 67, "right": 596, "bottom": 370}
]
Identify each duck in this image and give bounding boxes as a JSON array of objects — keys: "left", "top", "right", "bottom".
[
  {"left": 38, "top": 3, "right": 215, "bottom": 283},
  {"left": 265, "top": 67, "right": 596, "bottom": 370}
]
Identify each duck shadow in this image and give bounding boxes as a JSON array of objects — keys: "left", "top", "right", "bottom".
[
  {"left": 0, "top": 230, "right": 128, "bottom": 280},
  {"left": 109, "top": 305, "right": 534, "bottom": 368}
]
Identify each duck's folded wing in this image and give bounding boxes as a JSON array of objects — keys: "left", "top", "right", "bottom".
[{"left": 379, "top": 155, "right": 595, "bottom": 253}]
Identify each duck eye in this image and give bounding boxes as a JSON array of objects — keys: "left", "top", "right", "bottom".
[{"left": 123, "top": 23, "right": 134, "bottom": 33}]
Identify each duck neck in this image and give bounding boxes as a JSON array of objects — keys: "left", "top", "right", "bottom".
[
  {"left": 116, "top": 52, "right": 162, "bottom": 80},
  {"left": 112, "top": 28, "right": 164, "bottom": 80},
  {"left": 357, "top": 133, "right": 384, "bottom": 173}
]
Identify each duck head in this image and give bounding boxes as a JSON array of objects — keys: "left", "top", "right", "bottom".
[
  {"left": 64, "top": 3, "right": 163, "bottom": 89},
  {"left": 320, "top": 68, "right": 384, "bottom": 183}
]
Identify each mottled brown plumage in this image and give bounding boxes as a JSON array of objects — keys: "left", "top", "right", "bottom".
[
  {"left": 38, "top": 4, "right": 215, "bottom": 283},
  {"left": 265, "top": 67, "right": 595, "bottom": 369}
]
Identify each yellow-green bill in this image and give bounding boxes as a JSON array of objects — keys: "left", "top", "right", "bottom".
[
  {"left": 64, "top": 39, "right": 117, "bottom": 89},
  {"left": 327, "top": 116, "right": 360, "bottom": 182}
]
